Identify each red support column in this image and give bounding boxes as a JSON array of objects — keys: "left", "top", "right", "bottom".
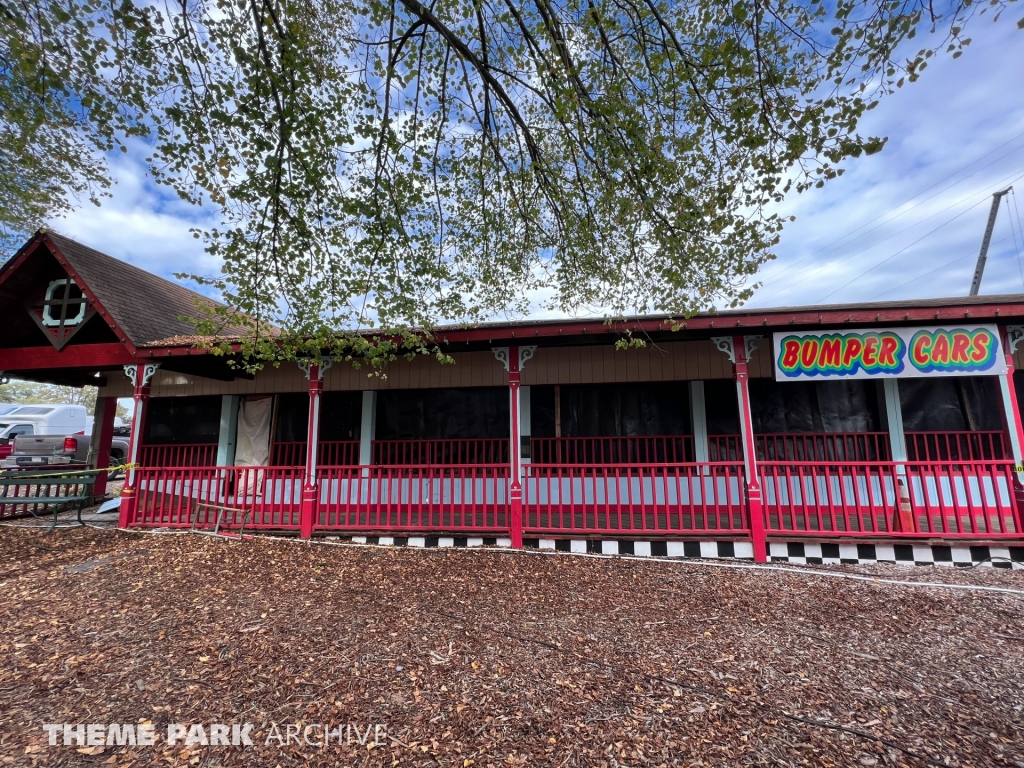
[
  {"left": 299, "top": 361, "right": 326, "bottom": 539},
  {"left": 731, "top": 336, "right": 767, "bottom": 563},
  {"left": 998, "top": 327, "right": 1024, "bottom": 516},
  {"left": 91, "top": 396, "right": 117, "bottom": 498},
  {"left": 118, "top": 363, "right": 159, "bottom": 528},
  {"left": 508, "top": 346, "right": 524, "bottom": 549}
]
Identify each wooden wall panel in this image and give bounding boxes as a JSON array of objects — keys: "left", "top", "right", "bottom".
[
  {"left": 98, "top": 363, "right": 312, "bottom": 400},
  {"left": 520, "top": 340, "right": 735, "bottom": 385},
  {"left": 636, "top": 347, "right": 651, "bottom": 381},
  {"left": 748, "top": 338, "right": 773, "bottom": 379},
  {"left": 694, "top": 342, "right": 711, "bottom": 380},
  {"left": 97, "top": 340, "right": 749, "bottom": 399},
  {"left": 320, "top": 350, "right": 507, "bottom": 391}
]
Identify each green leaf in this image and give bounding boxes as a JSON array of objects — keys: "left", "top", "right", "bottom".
[{"left": 0, "top": 0, "right": 999, "bottom": 358}]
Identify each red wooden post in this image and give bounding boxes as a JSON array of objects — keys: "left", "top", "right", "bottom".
[
  {"left": 91, "top": 395, "right": 117, "bottom": 498},
  {"left": 727, "top": 336, "right": 768, "bottom": 563},
  {"left": 118, "top": 363, "right": 159, "bottom": 528},
  {"left": 494, "top": 345, "right": 536, "bottom": 548},
  {"left": 998, "top": 327, "right": 1024, "bottom": 514},
  {"left": 299, "top": 359, "right": 329, "bottom": 538},
  {"left": 508, "top": 345, "right": 524, "bottom": 549}
]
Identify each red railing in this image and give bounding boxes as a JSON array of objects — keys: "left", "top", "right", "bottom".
[
  {"left": 126, "top": 455, "right": 1024, "bottom": 542},
  {"left": 316, "top": 464, "right": 509, "bottom": 532},
  {"left": 270, "top": 440, "right": 360, "bottom": 467},
  {"left": 903, "top": 461, "right": 1021, "bottom": 536},
  {"left": 737, "top": 431, "right": 1008, "bottom": 462},
  {"left": 756, "top": 432, "right": 890, "bottom": 462},
  {"left": 905, "top": 431, "right": 1008, "bottom": 461},
  {"left": 759, "top": 460, "right": 1022, "bottom": 538},
  {"left": 372, "top": 439, "right": 508, "bottom": 465},
  {"left": 139, "top": 443, "right": 217, "bottom": 468},
  {"left": 530, "top": 435, "right": 695, "bottom": 464},
  {"left": 135, "top": 432, "right": 1008, "bottom": 468},
  {"left": 705, "top": 433, "right": 891, "bottom": 462},
  {"left": 523, "top": 463, "right": 748, "bottom": 535},
  {"left": 133, "top": 466, "right": 303, "bottom": 529},
  {"left": 708, "top": 435, "right": 743, "bottom": 461}
]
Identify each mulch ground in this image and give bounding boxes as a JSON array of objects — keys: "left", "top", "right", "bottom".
[{"left": 1, "top": 528, "right": 1022, "bottom": 768}]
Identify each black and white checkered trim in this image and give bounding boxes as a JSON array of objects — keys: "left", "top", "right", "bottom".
[
  {"left": 328, "top": 535, "right": 513, "bottom": 548},
  {"left": 768, "top": 541, "right": 1024, "bottom": 568},
  {"left": 522, "top": 538, "right": 755, "bottom": 559},
  {"left": 325, "top": 535, "right": 1024, "bottom": 567},
  {"left": 327, "top": 535, "right": 753, "bottom": 560}
]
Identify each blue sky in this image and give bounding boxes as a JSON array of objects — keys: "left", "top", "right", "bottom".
[
  {"left": 50, "top": 18, "right": 1024, "bottom": 316},
  {"left": 744, "top": 19, "right": 1024, "bottom": 309}
]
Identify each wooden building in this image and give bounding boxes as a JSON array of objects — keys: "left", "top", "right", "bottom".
[{"left": 3, "top": 231, "right": 1024, "bottom": 565}]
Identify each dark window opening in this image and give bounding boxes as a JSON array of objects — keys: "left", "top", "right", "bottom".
[
  {"left": 274, "top": 392, "right": 362, "bottom": 442},
  {"left": 529, "top": 383, "right": 691, "bottom": 463},
  {"left": 900, "top": 377, "right": 1006, "bottom": 460},
  {"left": 898, "top": 377, "right": 1002, "bottom": 432},
  {"left": 750, "top": 379, "right": 882, "bottom": 434},
  {"left": 530, "top": 386, "right": 556, "bottom": 438},
  {"left": 322, "top": 393, "right": 362, "bottom": 440},
  {"left": 275, "top": 393, "right": 307, "bottom": 443},
  {"left": 376, "top": 388, "right": 509, "bottom": 440},
  {"left": 144, "top": 396, "right": 221, "bottom": 445},
  {"left": 555, "top": 383, "right": 690, "bottom": 437},
  {"left": 704, "top": 381, "right": 740, "bottom": 435},
  {"left": 748, "top": 379, "right": 885, "bottom": 462}
]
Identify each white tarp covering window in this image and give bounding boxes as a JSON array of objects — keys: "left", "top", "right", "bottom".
[{"left": 235, "top": 397, "right": 272, "bottom": 496}]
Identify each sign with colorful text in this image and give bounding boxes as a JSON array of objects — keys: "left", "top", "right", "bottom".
[{"left": 773, "top": 325, "right": 1006, "bottom": 381}]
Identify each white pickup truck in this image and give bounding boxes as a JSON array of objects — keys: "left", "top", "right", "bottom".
[{"left": 0, "top": 404, "right": 130, "bottom": 472}]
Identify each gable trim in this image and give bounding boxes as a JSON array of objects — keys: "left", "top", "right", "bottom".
[
  {"left": 24, "top": 298, "right": 98, "bottom": 350},
  {"left": 0, "top": 231, "right": 138, "bottom": 357},
  {"left": 0, "top": 236, "right": 44, "bottom": 292},
  {"left": 0, "top": 342, "right": 136, "bottom": 370},
  {"left": 39, "top": 233, "right": 139, "bottom": 355}
]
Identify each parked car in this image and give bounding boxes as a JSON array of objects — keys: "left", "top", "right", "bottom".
[
  {"left": 0, "top": 404, "right": 130, "bottom": 474},
  {"left": 0, "top": 404, "right": 89, "bottom": 462},
  {"left": 2, "top": 432, "right": 131, "bottom": 475}
]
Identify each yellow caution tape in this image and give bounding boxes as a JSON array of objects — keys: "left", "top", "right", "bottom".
[{"left": 0, "top": 463, "right": 138, "bottom": 480}]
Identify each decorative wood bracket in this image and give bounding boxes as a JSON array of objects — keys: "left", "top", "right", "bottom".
[
  {"left": 519, "top": 346, "right": 537, "bottom": 370},
  {"left": 1007, "top": 326, "right": 1024, "bottom": 356},
  {"left": 492, "top": 347, "right": 510, "bottom": 371},
  {"left": 298, "top": 357, "right": 335, "bottom": 381},
  {"left": 745, "top": 336, "right": 763, "bottom": 362},
  {"left": 492, "top": 346, "right": 538, "bottom": 372},
  {"left": 710, "top": 337, "right": 735, "bottom": 363},
  {"left": 711, "top": 336, "right": 762, "bottom": 364},
  {"left": 124, "top": 363, "right": 161, "bottom": 389}
]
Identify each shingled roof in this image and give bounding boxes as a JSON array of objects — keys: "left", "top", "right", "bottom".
[{"left": 40, "top": 231, "right": 251, "bottom": 348}]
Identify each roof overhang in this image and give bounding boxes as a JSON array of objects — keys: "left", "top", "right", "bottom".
[{"left": 5, "top": 232, "right": 1024, "bottom": 382}]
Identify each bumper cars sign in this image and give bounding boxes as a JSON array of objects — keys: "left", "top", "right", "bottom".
[{"left": 774, "top": 325, "right": 1005, "bottom": 380}]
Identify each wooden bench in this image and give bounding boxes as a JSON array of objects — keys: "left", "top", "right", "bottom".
[
  {"left": 191, "top": 501, "right": 253, "bottom": 540},
  {"left": 0, "top": 468, "right": 101, "bottom": 531}
]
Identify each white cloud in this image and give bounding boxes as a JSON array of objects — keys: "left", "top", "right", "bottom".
[
  {"left": 746, "top": 20, "right": 1024, "bottom": 308},
  {"left": 47, "top": 140, "right": 221, "bottom": 298}
]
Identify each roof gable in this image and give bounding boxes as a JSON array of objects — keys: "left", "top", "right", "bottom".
[{"left": 0, "top": 231, "right": 247, "bottom": 350}]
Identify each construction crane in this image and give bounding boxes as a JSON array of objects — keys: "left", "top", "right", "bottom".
[{"left": 969, "top": 186, "right": 1013, "bottom": 296}]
